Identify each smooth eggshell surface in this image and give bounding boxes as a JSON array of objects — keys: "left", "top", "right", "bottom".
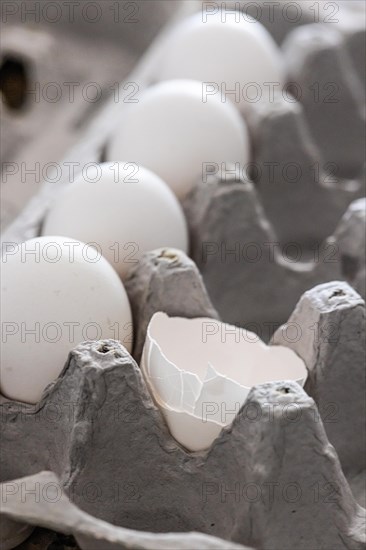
[
  {"left": 108, "top": 80, "right": 250, "bottom": 199},
  {"left": 1, "top": 237, "right": 133, "bottom": 404},
  {"left": 42, "top": 163, "right": 188, "bottom": 278},
  {"left": 157, "top": 12, "right": 285, "bottom": 112}
]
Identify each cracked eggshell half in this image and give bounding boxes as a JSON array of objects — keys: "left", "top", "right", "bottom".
[
  {"left": 141, "top": 312, "right": 307, "bottom": 452},
  {"left": 42, "top": 162, "right": 188, "bottom": 279},
  {"left": 107, "top": 80, "right": 250, "bottom": 199},
  {"left": 1, "top": 236, "right": 133, "bottom": 404}
]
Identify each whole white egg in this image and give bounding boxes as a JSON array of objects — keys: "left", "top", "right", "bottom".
[
  {"left": 157, "top": 11, "right": 285, "bottom": 111},
  {"left": 1, "top": 236, "right": 133, "bottom": 404},
  {"left": 42, "top": 163, "right": 188, "bottom": 278},
  {"left": 107, "top": 79, "right": 250, "bottom": 199}
]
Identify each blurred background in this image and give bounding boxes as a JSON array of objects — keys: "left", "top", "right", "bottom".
[
  {"left": 0, "top": 0, "right": 187, "bottom": 230},
  {"left": 1, "top": 0, "right": 365, "bottom": 230}
]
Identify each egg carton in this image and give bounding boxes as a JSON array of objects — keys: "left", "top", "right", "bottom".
[
  {"left": 1, "top": 1, "right": 365, "bottom": 549},
  {"left": 0, "top": 252, "right": 365, "bottom": 549},
  {"left": 183, "top": 172, "right": 365, "bottom": 340}
]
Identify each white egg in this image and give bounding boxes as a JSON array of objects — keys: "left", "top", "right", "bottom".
[
  {"left": 157, "top": 12, "right": 285, "bottom": 112},
  {"left": 1, "top": 236, "right": 133, "bottom": 404},
  {"left": 42, "top": 163, "right": 188, "bottom": 278},
  {"left": 107, "top": 80, "right": 250, "bottom": 199}
]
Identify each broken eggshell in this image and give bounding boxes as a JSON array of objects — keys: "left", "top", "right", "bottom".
[{"left": 141, "top": 312, "right": 307, "bottom": 451}]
